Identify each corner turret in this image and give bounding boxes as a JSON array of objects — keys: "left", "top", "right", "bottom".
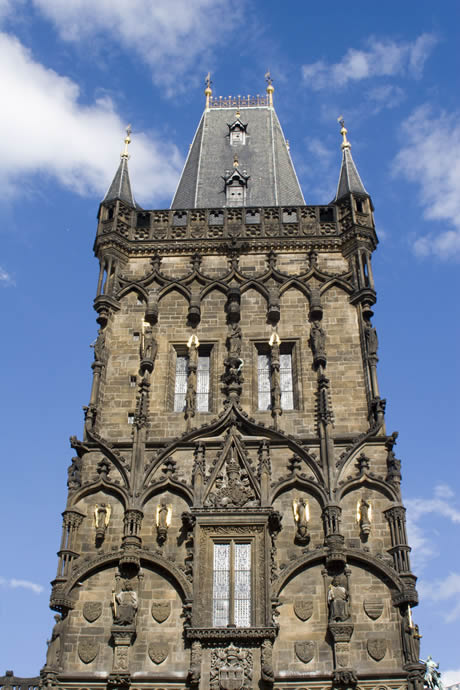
[{"left": 101, "top": 125, "right": 140, "bottom": 209}]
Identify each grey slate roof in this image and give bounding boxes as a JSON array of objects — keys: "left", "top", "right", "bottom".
[
  {"left": 171, "top": 106, "right": 305, "bottom": 208},
  {"left": 334, "top": 147, "right": 369, "bottom": 202},
  {"left": 102, "top": 156, "right": 140, "bottom": 208}
]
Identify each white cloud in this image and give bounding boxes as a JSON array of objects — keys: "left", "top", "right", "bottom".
[
  {"left": 419, "top": 572, "right": 460, "bottom": 623},
  {"left": 0, "top": 265, "right": 15, "bottom": 286},
  {"left": 30, "top": 0, "right": 243, "bottom": 89},
  {"left": 394, "top": 105, "right": 460, "bottom": 259},
  {"left": 302, "top": 34, "right": 437, "bottom": 90},
  {"left": 406, "top": 482, "right": 460, "bottom": 571},
  {"left": 0, "top": 576, "right": 43, "bottom": 594},
  {"left": 367, "top": 85, "right": 405, "bottom": 114},
  {"left": 442, "top": 668, "right": 460, "bottom": 686},
  {"left": 0, "top": 31, "right": 182, "bottom": 203}
]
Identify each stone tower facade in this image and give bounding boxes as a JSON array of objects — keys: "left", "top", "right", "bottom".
[{"left": 41, "top": 85, "right": 425, "bottom": 690}]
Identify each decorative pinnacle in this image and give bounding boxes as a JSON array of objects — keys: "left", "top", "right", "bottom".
[
  {"left": 265, "top": 70, "right": 274, "bottom": 106},
  {"left": 205, "top": 72, "right": 212, "bottom": 109},
  {"left": 121, "top": 124, "right": 131, "bottom": 159},
  {"left": 337, "top": 116, "right": 351, "bottom": 150}
]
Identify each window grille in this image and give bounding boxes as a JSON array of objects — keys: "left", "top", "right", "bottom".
[
  {"left": 257, "top": 345, "right": 295, "bottom": 411},
  {"left": 212, "top": 542, "right": 251, "bottom": 627},
  {"left": 174, "top": 347, "right": 211, "bottom": 412},
  {"left": 174, "top": 355, "right": 188, "bottom": 411},
  {"left": 196, "top": 354, "right": 210, "bottom": 412}
]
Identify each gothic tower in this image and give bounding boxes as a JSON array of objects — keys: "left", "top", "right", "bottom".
[{"left": 41, "top": 80, "right": 425, "bottom": 690}]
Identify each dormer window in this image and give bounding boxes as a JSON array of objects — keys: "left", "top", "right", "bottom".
[
  {"left": 228, "top": 113, "right": 248, "bottom": 146},
  {"left": 223, "top": 161, "right": 249, "bottom": 207}
]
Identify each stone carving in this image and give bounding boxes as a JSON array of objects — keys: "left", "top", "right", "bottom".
[
  {"left": 67, "top": 456, "right": 82, "bottom": 490},
  {"left": 363, "top": 598, "right": 383, "bottom": 621},
  {"left": 94, "top": 503, "right": 111, "bottom": 544},
  {"left": 295, "top": 640, "right": 315, "bottom": 664},
  {"left": 45, "top": 614, "right": 64, "bottom": 669},
  {"left": 210, "top": 644, "right": 253, "bottom": 690},
  {"left": 112, "top": 581, "right": 138, "bottom": 626},
  {"left": 332, "top": 669, "right": 358, "bottom": 689},
  {"left": 367, "top": 638, "right": 387, "bottom": 662},
  {"left": 358, "top": 496, "right": 372, "bottom": 539},
  {"left": 140, "top": 326, "right": 157, "bottom": 374},
  {"left": 188, "top": 640, "right": 202, "bottom": 687},
  {"left": 151, "top": 600, "right": 171, "bottom": 623},
  {"left": 335, "top": 642, "right": 349, "bottom": 667},
  {"left": 293, "top": 598, "right": 313, "bottom": 622},
  {"left": 83, "top": 601, "right": 103, "bottom": 623},
  {"left": 292, "top": 498, "right": 310, "bottom": 545},
  {"left": 328, "top": 576, "right": 350, "bottom": 622},
  {"left": 78, "top": 639, "right": 99, "bottom": 664},
  {"left": 92, "top": 328, "right": 106, "bottom": 363},
  {"left": 364, "top": 320, "right": 379, "bottom": 358},
  {"left": 148, "top": 641, "right": 169, "bottom": 664},
  {"left": 205, "top": 454, "right": 257, "bottom": 508},
  {"left": 309, "top": 320, "right": 326, "bottom": 368},
  {"left": 401, "top": 610, "right": 422, "bottom": 663},
  {"left": 261, "top": 639, "right": 274, "bottom": 683}
]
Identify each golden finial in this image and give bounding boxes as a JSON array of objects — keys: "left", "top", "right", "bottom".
[
  {"left": 233, "top": 153, "right": 239, "bottom": 168},
  {"left": 121, "top": 124, "right": 131, "bottom": 159},
  {"left": 337, "top": 116, "right": 351, "bottom": 150},
  {"left": 205, "top": 72, "right": 212, "bottom": 109},
  {"left": 265, "top": 71, "right": 274, "bottom": 107},
  {"left": 236, "top": 109, "right": 240, "bottom": 119}
]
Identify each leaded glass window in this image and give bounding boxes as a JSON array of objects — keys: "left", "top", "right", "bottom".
[
  {"left": 174, "top": 354, "right": 188, "bottom": 411},
  {"left": 196, "top": 354, "right": 210, "bottom": 412},
  {"left": 212, "top": 542, "right": 251, "bottom": 627},
  {"left": 257, "top": 345, "right": 295, "bottom": 411}
]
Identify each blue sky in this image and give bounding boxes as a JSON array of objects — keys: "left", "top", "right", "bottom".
[{"left": 1, "top": 0, "right": 459, "bottom": 680}]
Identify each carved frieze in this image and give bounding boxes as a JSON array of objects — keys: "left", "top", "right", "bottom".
[
  {"left": 295, "top": 640, "right": 315, "bottom": 664},
  {"left": 294, "top": 598, "right": 313, "bottom": 622},
  {"left": 148, "top": 641, "right": 169, "bottom": 664},
  {"left": 151, "top": 600, "right": 171, "bottom": 623},
  {"left": 78, "top": 639, "right": 99, "bottom": 664},
  {"left": 83, "top": 601, "right": 102, "bottom": 623}
]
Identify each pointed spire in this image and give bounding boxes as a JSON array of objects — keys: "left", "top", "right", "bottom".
[
  {"left": 333, "top": 117, "right": 369, "bottom": 202},
  {"left": 102, "top": 125, "right": 139, "bottom": 208},
  {"left": 205, "top": 72, "right": 212, "bottom": 110},
  {"left": 265, "top": 71, "right": 274, "bottom": 107}
]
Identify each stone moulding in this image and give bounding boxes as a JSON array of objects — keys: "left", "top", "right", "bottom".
[{"left": 185, "top": 626, "right": 278, "bottom": 641}]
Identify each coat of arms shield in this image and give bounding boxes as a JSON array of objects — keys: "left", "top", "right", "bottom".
[
  {"left": 294, "top": 598, "right": 313, "bottom": 622},
  {"left": 367, "top": 638, "right": 387, "bottom": 662},
  {"left": 295, "top": 640, "right": 315, "bottom": 664},
  {"left": 78, "top": 639, "right": 99, "bottom": 664},
  {"left": 151, "top": 600, "right": 171, "bottom": 623},
  {"left": 83, "top": 601, "right": 102, "bottom": 623},
  {"left": 148, "top": 642, "right": 169, "bottom": 664},
  {"left": 219, "top": 664, "right": 244, "bottom": 690},
  {"left": 363, "top": 598, "right": 383, "bottom": 620}
]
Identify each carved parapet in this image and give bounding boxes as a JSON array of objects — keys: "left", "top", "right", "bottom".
[
  {"left": 49, "top": 582, "right": 74, "bottom": 613},
  {"left": 185, "top": 626, "right": 278, "bottom": 642},
  {"left": 2, "top": 670, "right": 41, "bottom": 690}
]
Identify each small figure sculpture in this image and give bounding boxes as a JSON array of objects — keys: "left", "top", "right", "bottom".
[
  {"left": 292, "top": 497, "right": 310, "bottom": 544},
  {"left": 401, "top": 609, "right": 422, "bottom": 663},
  {"left": 45, "top": 614, "right": 64, "bottom": 669},
  {"left": 358, "top": 496, "right": 372, "bottom": 539},
  {"left": 309, "top": 320, "right": 326, "bottom": 367},
  {"left": 228, "top": 323, "right": 242, "bottom": 359},
  {"left": 328, "top": 576, "right": 350, "bottom": 622},
  {"left": 92, "top": 328, "right": 106, "bottom": 363},
  {"left": 156, "top": 502, "right": 172, "bottom": 544},
  {"left": 140, "top": 326, "right": 158, "bottom": 375},
  {"left": 185, "top": 370, "right": 197, "bottom": 418},
  {"left": 424, "top": 656, "right": 444, "bottom": 690},
  {"left": 112, "top": 581, "right": 138, "bottom": 626},
  {"left": 364, "top": 320, "right": 378, "bottom": 358},
  {"left": 67, "top": 456, "right": 82, "bottom": 490},
  {"left": 94, "top": 503, "right": 111, "bottom": 544}
]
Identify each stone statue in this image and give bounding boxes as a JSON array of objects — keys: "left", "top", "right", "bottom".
[
  {"left": 309, "top": 320, "right": 326, "bottom": 364},
  {"left": 359, "top": 496, "right": 371, "bottom": 538},
  {"left": 228, "top": 323, "right": 242, "bottom": 359},
  {"left": 67, "top": 456, "right": 82, "bottom": 490},
  {"left": 156, "top": 502, "right": 171, "bottom": 544},
  {"left": 113, "top": 582, "right": 138, "bottom": 626},
  {"left": 141, "top": 327, "right": 157, "bottom": 363},
  {"left": 328, "top": 576, "right": 349, "bottom": 622},
  {"left": 424, "top": 656, "right": 444, "bottom": 690},
  {"left": 94, "top": 503, "right": 111, "bottom": 543},
  {"left": 293, "top": 497, "right": 309, "bottom": 543},
  {"left": 364, "top": 321, "right": 378, "bottom": 358},
  {"left": 93, "top": 328, "right": 106, "bottom": 363},
  {"left": 401, "top": 611, "right": 422, "bottom": 663},
  {"left": 185, "top": 370, "right": 196, "bottom": 418},
  {"left": 45, "top": 614, "right": 63, "bottom": 669}
]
